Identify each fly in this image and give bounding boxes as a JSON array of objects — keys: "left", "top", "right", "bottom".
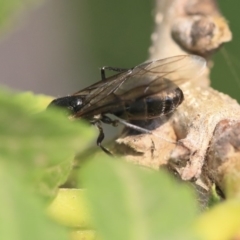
[{"left": 48, "top": 55, "right": 206, "bottom": 154}]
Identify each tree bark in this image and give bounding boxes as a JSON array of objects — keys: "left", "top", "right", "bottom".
[{"left": 112, "top": 0, "right": 239, "bottom": 207}]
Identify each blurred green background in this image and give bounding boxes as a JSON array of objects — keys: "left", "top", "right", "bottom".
[
  {"left": 212, "top": 1, "right": 240, "bottom": 101},
  {"left": 0, "top": 0, "right": 239, "bottom": 101}
]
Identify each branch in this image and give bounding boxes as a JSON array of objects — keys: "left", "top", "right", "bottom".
[{"left": 112, "top": 0, "right": 239, "bottom": 206}]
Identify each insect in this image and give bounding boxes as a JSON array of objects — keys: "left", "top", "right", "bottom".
[{"left": 48, "top": 55, "right": 206, "bottom": 154}]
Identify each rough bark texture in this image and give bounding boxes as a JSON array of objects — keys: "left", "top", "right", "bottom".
[{"left": 112, "top": 0, "right": 240, "bottom": 207}]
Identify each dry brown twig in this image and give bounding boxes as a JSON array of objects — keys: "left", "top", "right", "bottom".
[{"left": 112, "top": 0, "right": 240, "bottom": 205}]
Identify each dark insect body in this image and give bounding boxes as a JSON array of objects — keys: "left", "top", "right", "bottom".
[{"left": 48, "top": 55, "right": 206, "bottom": 154}]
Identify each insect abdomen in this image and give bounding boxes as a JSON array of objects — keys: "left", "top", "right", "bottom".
[
  {"left": 114, "top": 87, "right": 184, "bottom": 120},
  {"left": 145, "top": 87, "right": 184, "bottom": 118}
]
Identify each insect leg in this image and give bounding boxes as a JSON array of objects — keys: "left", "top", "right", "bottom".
[
  {"left": 100, "top": 66, "right": 129, "bottom": 80},
  {"left": 116, "top": 118, "right": 176, "bottom": 144},
  {"left": 95, "top": 122, "right": 112, "bottom": 155},
  {"left": 101, "top": 115, "right": 119, "bottom": 127}
]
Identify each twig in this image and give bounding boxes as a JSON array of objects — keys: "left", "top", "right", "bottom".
[{"left": 112, "top": 0, "right": 239, "bottom": 206}]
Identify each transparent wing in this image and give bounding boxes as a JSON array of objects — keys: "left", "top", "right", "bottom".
[
  {"left": 74, "top": 55, "right": 206, "bottom": 117},
  {"left": 72, "top": 69, "right": 133, "bottom": 102},
  {"left": 115, "top": 55, "right": 206, "bottom": 94}
]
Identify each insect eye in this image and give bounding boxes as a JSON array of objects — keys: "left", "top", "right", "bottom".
[
  {"left": 70, "top": 98, "right": 83, "bottom": 113},
  {"left": 48, "top": 96, "right": 83, "bottom": 115},
  {"left": 70, "top": 98, "right": 82, "bottom": 107}
]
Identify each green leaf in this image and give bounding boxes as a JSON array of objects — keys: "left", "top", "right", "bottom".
[
  {"left": 12, "top": 91, "right": 54, "bottom": 113},
  {"left": 80, "top": 157, "right": 198, "bottom": 240},
  {"left": 70, "top": 230, "right": 97, "bottom": 240},
  {"left": 0, "top": 164, "right": 69, "bottom": 240},
  {"left": 0, "top": 89, "right": 95, "bottom": 198}
]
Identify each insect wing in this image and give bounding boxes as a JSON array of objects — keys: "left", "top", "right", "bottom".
[
  {"left": 115, "top": 55, "right": 206, "bottom": 96},
  {"left": 73, "top": 70, "right": 132, "bottom": 103},
  {"left": 74, "top": 55, "right": 206, "bottom": 118}
]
